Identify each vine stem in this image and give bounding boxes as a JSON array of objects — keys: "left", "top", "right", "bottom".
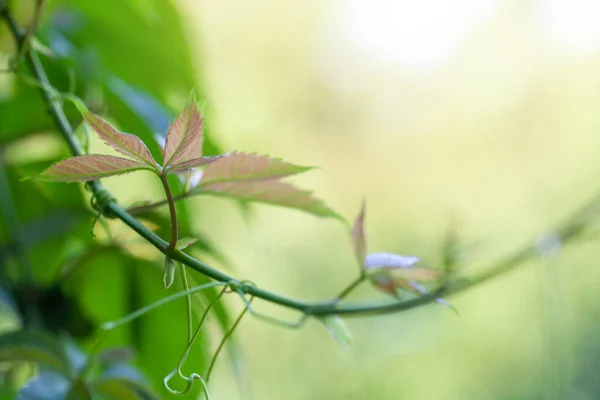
[
  {"left": 160, "top": 172, "right": 178, "bottom": 252},
  {"left": 3, "top": 5, "right": 600, "bottom": 319}
]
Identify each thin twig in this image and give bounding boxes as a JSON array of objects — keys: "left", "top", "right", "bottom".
[
  {"left": 16, "top": 0, "right": 46, "bottom": 62},
  {"left": 205, "top": 296, "right": 253, "bottom": 382}
]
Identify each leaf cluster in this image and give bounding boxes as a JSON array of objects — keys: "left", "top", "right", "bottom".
[{"left": 39, "top": 97, "right": 341, "bottom": 220}]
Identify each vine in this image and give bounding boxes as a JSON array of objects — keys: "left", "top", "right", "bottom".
[{"left": 3, "top": 2, "right": 600, "bottom": 397}]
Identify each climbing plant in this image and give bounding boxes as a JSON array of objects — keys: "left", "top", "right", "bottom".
[{"left": 1, "top": 1, "right": 599, "bottom": 399}]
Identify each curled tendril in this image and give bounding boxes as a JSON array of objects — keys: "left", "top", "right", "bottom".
[
  {"left": 233, "top": 288, "right": 307, "bottom": 329},
  {"left": 86, "top": 184, "right": 118, "bottom": 237},
  {"left": 87, "top": 184, "right": 118, "bottom": 218},
  {"left": 223, "top": 280, "right": 251, "bottom": 294},
  {"left": 163, "top": 368, "right": 210, "bottom": 399},
  {"left": 164, "top": 281, "right": 257, "bottom": 398},
  {"left": 205, "top": 295, "right": 253, "bottom": 383},
  {"left": 163, "top": 286, "right": 227, "bottom": 397}
]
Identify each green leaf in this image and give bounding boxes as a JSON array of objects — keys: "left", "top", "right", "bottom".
[
  {"left": 30, "top": 37, "right": 54, "bottom": 58},
  {"left": 320, "top": 316, "right": 353, "bottom": 347},
  {"left": 351, "top": 200, "right": 367, "bottom": 266},
  {"left": 200, "top": 152, "right": 314, "bottom": 184},
  {"left": 0, "top": 330, "right": 70, "bottom": 377},
  {"left": 81, "top": 111, "right": 159, "bottom": 168},
  {"left": 93, "top": 377, "right": 159, "bottom": 400},
  {"left": 193, "top": 180, "right": 344, "bottom": 220},
  {"left": 66, "top": 379, "right": 92, "bottom": 400},
  {"left": 175, "top": 237, "right": 199, "bottom": 251},
  {"left": 163, "top": 96, "right": 203, "bottom": 167},
  {"left": 17, "top": 370, "right": 69, "bottom": 400},
  {"left": 38, "top": 155, "right": 154, "bottom": 182},
  {"left": 2, "top": 161, "right": 93, "bottom": 285},
  {"left": 167, "top": 155, "right": 223, "bottom": 175},
  {"left": 96, "top": 347, "right": 135, "bottom": 366},
  {"left": 163, "top": 256, "right": 176, "bottom": 288},
  {"left": 0, "top": 62, "right": 79, "bottom": 145}
]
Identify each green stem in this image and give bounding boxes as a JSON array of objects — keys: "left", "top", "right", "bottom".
[
  {"left": 205, "top": 297, "right": 252, "bottom": 383},
  {"left": 234, "top": 289, "right": 307, "bottom": 329},
  {"left": 180, "top": 263, "right": 193, "bottom": 341},
  {"left": 3, "top": 6, "right": 600, "bottom": 320},
  {"left": 333, "top": 276, "right": 365, "bottom": 303},
  {"left": 101, "top": 282, "right": 226, "bottom": 331}
]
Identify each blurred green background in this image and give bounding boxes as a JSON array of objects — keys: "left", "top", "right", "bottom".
[{"left": 3, "top": 0, "right": 600, "bottom": 399}]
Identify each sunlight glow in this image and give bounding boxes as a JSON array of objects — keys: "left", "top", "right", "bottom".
[
  {"left": 340, "top": 0, "right": 502, "bottom": 70},
  {"left": 537, "top": 0, "right": 600, "bottom": 53}
]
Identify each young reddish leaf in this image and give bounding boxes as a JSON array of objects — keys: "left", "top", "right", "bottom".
[
  {"left": 38, "top": 155, "right": 154, "bottom": 182},
  {"left": 82, "top": 111, "right": 158, "bottom": 168},
  {"left": 200, "top": 152, "right": 314, "bottom": 184},
  {"left": 365, "top": 253, "right": 455, "bottom": 312},
  {"left": 167, "top": 155, "right": 224, "bottom": 174},
  {"left": 163, "top": 97, "right": 203, "bottom": 167},
  {"left": 193, "top": 180, "right": 343, "bottom": 220},
  {"left": 351, "top": 200, "right": 367, "bottom": 266},
  {"left": 365, "top": 253, "right": 444, "bottom": 296}
]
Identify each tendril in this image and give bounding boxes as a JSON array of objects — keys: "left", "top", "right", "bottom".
[{"left": 163, "top": 286, "right": 227, "bottom": 397}]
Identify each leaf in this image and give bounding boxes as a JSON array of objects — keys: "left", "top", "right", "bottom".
[
  {"left": 163, "top": 96, "right": 203, "bottom": 167},
  {"left": 61, "top": 337, "right": 88, "bottom": 374},
  {"left": 0, "top": 330, "right": 70, "bottom": 377},
  {"left": 97, "top": 347, "right": 135, "bottom": 366},
  {"left": 363, "top": 252, "right": 421, "bottom": 271},
  {"left": 167, "top": 155, "right": 224, "bottom": 175},
  {"left": 81, "top": 111, "right": 158, "bottom": 168},
  {"left": 66, "top": 379, "right": 92, "bottom": 400},
  {"left": 193, "top": 180, "right": 343, "bottom": 220},
  {"left": 163, "top": 256, "right": 176, "bottom": 288},
  {"left": 17, "top": 370, "right": 69, "bottom": 400},
  {"left": 351, "top": 200, "right": 367, "bottom": 266},
  {"left": 30, "top": 37, "right": 54, "bottom": 58},
  {"left": 94, "top": 377, "right": 159, "bottom": 400},
  {"left": 320, "top": 316, "right": 353, "bottom": 347},
  {"left": 365, "top": 253, "right": 443, "bottom": 294},
  {"left": 367, "top": 267, "right": 443, "bottom": 286},
  {"left": 200, "top": 152, "right": 314, "bottom": 184},
  {"left": 175, "top": 237, "right": 199, "bottom": 251},
  {"left": 38, "top": 155, "right": 154, "bottom": 182},
  {"left": 365, "top": 255, "right": 454, "bottom": 312}
]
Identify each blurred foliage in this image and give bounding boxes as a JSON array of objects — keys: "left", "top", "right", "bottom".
[
  {"left": 3, "top": 0, "right": 600, "bottom": 399},
  {"left": 0, "top": 0, "right": 232, "bottom": 398}
]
